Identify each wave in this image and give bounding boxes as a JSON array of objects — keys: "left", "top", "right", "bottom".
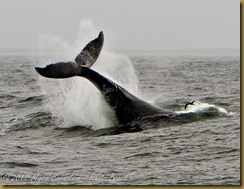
[
  {"left": 17, "top": 95, "right": 44, "bottom": 103},
  {"left": 0, "top": 94, "right": 17, "bottom": 100},
  {"left": 0, "top": 94, "right": 44, "bottom": 109},
  {"left": 3, "top": 111, "right": 53, "bottom": 132},
  {"left": 1, "top": 161, "right": 39, "bottom": 168}
]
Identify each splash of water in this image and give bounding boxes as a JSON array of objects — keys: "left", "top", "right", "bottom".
[
  {"left": 37, "top": 20, "right": 139, "bottom": 129},
  {"left": 175, "top": 101, "right": 233, "bottom": 116}
]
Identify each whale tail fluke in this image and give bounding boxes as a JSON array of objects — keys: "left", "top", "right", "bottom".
[
  {"left": 35, "top": 31, "right": 104, "bottom": 79},
  {"left": 75, "top": 31, "right": 104, "bottom": 68},
  {"left": 35, "top": 62, "right": 81, "bottom": 79}
]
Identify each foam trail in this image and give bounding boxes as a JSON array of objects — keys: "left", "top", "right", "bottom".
[
  {"left": 37, "top": 20, "right": 139, "bottom": 129},
  {"left": 175, "top": 101, "right": 233, "bottom": 116}
]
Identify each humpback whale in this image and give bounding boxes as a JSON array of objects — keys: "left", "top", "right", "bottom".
[{"left": 35, "top": 31, "right": 175, "bottom": 124}]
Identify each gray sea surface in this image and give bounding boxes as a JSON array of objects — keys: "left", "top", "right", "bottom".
[{"left": 0, "top": 53, "right": 240, "bottom": 185}]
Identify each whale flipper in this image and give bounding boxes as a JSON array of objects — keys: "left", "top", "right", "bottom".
[{"left": 75, "top": 31, "right": 104, "bottom": 67}]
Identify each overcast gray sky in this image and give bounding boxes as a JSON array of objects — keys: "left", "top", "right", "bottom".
[{"left": 0, "top": 0, "right": 240, "bottom": 50}]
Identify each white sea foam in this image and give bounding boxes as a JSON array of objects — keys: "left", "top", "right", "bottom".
[{"left": 175, "top": 101, "right": 233, "bottom": 116}]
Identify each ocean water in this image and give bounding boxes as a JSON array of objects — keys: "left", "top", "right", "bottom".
[{"left": 0, "top": 53, "right": 240, "bottom": 185}]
